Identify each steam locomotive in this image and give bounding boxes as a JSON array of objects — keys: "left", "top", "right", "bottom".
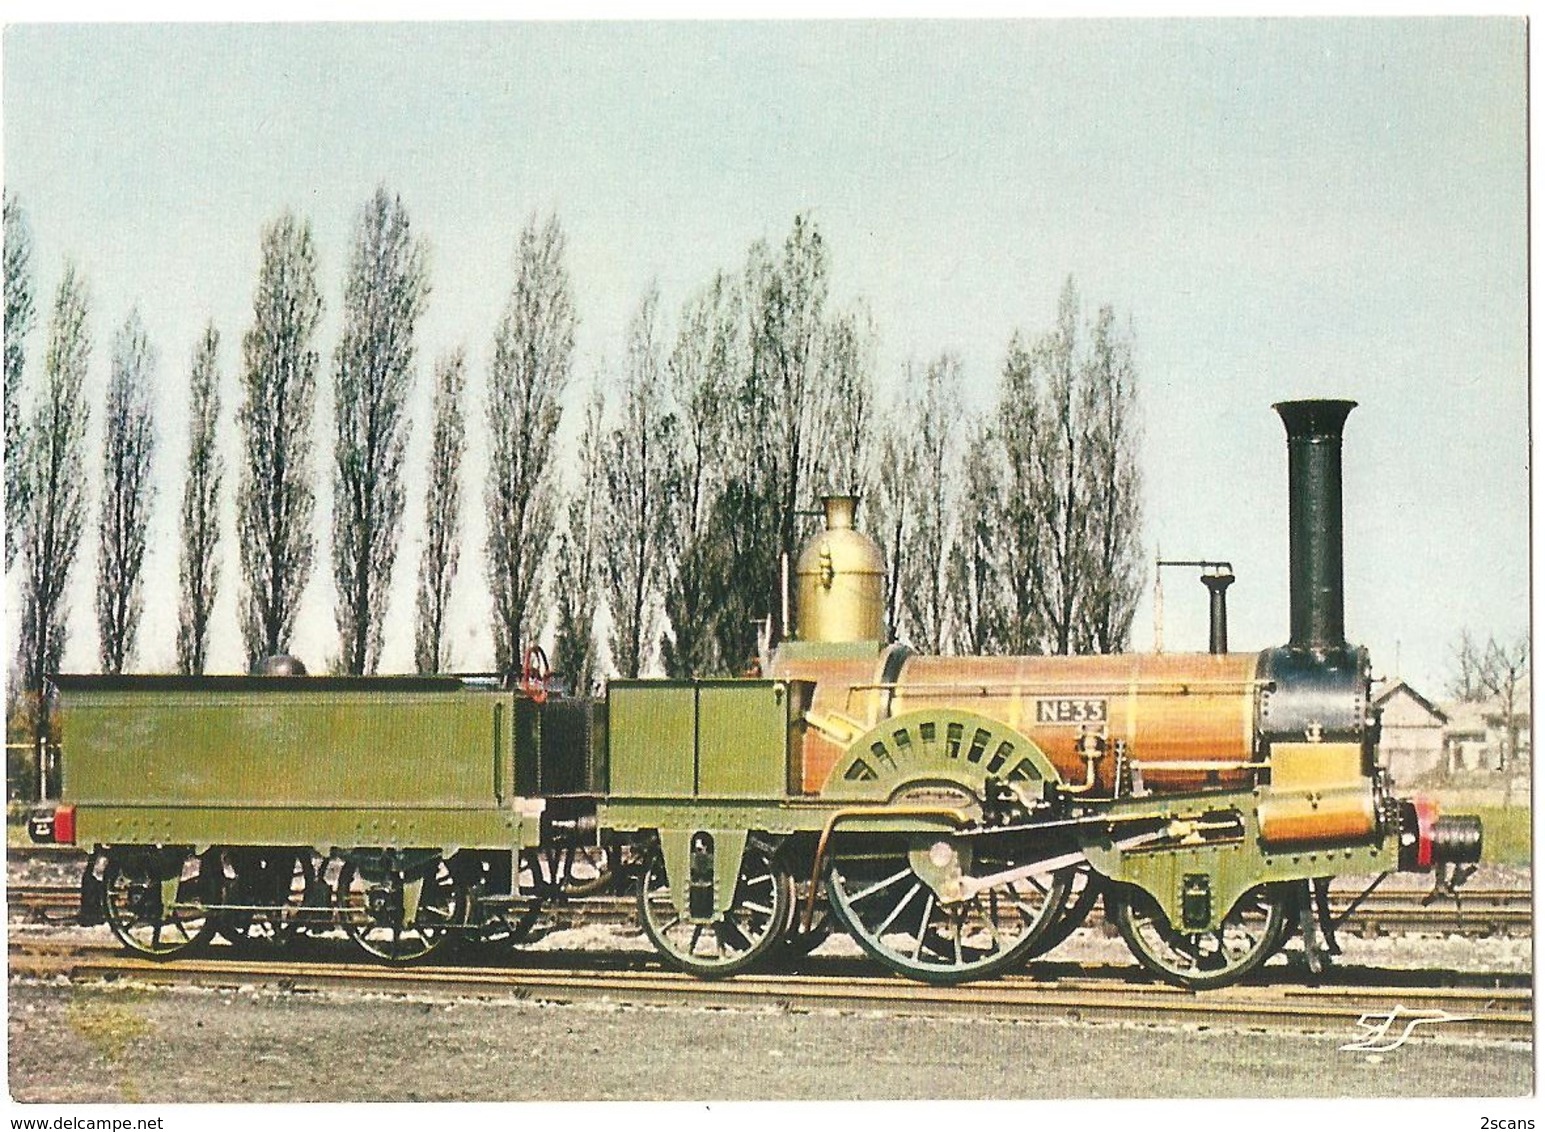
[{"left": 29, "top": 399, "right": 1482, "bottom": 989}]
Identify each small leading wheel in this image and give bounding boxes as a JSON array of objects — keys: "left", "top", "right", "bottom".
[
  {"left": 827, "top": 837, "right": 1071, "bottom": 985},
  {"left": 1107, "top": 882, "right": 1293, "bottom": 990},
  {"left": 215, "top": 850, "right": 319, "bottom": 948},
  {"left": 336, "top": 857, "right": 466, "bottom": 964},
  {"left": 637, "top": 839, "right": 792, "bottom": 978},
  {"left": 103, "top": 849, "right": 215, "bottom": 959}
]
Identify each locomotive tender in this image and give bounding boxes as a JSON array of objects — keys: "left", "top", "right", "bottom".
[{"left": 30, "top": 399, "right": 1482, "bottom": 988}]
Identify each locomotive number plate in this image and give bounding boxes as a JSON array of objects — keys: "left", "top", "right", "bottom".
[{"left": 1035, "top": 698, "right": 1108, "bottom": 724}]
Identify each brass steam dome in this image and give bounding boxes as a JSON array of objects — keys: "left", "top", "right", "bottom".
[{"left": 794, "top": 495, "right": 886, "bottom": 643}]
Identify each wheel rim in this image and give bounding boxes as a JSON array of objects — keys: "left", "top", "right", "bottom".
[
  {"left": 104, "top": 851, "right": 213, "bottom": 959},
  {"left": 637, "top": 841, "right": 792, "bottom": 977},
  {"left": 337, "top": 857, "right": 464, "bottom": 964},
  {"left": 1110, "top": 883, "right": 1291, "bottom": 990},
  {"left": 827, "top": 838, "right": 1070, "bottom": 984}
]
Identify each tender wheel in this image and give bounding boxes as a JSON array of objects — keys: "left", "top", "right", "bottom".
[
  {"left": 1026, "top": 862, "right": 1102, "bottom": 959},
  {"left": 336, "top": 857, "right": 465, "bottom": 964},
  {"left": 1107, "top": 882, "right": 1293, "bottom": 990},
  {"left": 637, "top": 840, "right": 792, "bottom": 978},
  {"left": 458, "top": 854, "right": 548, "bottom": 949},
  {"left": 103, "top": 849, "right": 215, "bottom": 959},
  {"left": 827, "top": 836, "right": 1071, "bottom": 985},
  {"left": 215, "top": 850, "right": 319, "bottom": 948}
]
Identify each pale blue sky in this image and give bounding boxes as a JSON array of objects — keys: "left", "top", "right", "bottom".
[{"left": 2, "top": 19, "right": 1528, "bottom": 694}]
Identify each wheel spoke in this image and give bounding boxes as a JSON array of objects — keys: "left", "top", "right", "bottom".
[
  {"left": 910, "top": 893, "right": 935, "bottom": 961},
  {"left": 873, "top": 881, "right": 922, "bottom": 936},
  {"left": 637, "top": 843, "right": 791, "bottom": 977},
  {"left": 848, "top": 867, "right": 913, "bottom": 904}
]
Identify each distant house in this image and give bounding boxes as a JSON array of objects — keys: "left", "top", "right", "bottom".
[
  {"left": 1441, "top": 684, "right": 1531, "bottom": 776},
  {"left": 1373, "top": 681, "right": 1449, "bottom": 786}
]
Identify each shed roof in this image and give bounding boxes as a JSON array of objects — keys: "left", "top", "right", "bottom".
[{"left": 1373, "top": 680, "right": 1449, "bottom": 724}]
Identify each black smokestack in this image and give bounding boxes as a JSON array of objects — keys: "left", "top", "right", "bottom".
[
  {"left": 1201, "top": 571, "right": 1234, "bottom": 654},
  {"left": 1274, "top": 399, "right": 1356, "bottom": 651}
]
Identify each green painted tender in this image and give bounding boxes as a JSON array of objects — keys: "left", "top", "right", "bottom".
[{"left": 54, "top": 674, "right": 544, "bottom": 853}]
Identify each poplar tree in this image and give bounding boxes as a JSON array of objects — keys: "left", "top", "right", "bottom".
[
  {"left": 237, "top": 211, "right": 322, "bottom": 666},
  {"left": 992, "top": 276, "right": 1144, "bottom": 655},
  {"left": 1029, "top": 279, "right": 1087, "bottom": 655},
  {"left": 96, "top": 311, "right": 157, "bottom": 674},
  {"left": 661, "top": 273, "right": 742, "bottom": 677},
  {"left": 1078, "top": 305, "right": 1144, "bottom": 653},
  {"left": 177, "top": 325, "right": 223, "bottom": 674},
  {"left": 602, "top": 287, "right": 672, "bottom": 679},
  {"left": 5, "top": 192, "right": 36, "bottom": 572},
  {"left": 995, "top": 331, "right": 1050, "bottom": 654},
  {"left": 18, "top": 264, "right": 90, "bottom": 694},
  {"left": 414, "top": 349, "right": 467, "bottom": 675},
  {"left": 332, "top": 187, "right": 430, "bottom": 674},
  {"left": 946, "top": 413, "right": 1010, "bottom": 655},
  {"left": 552, "top": 389, "right": 605, "bottom": 694},
  {"left": 867, "top": 410, "right": 910, "bottom": 643},
  {"left": 896, "top": 354, "right": 959, "bottom": 654},
  {"left": 485, "top": 213, "right": 573, "bottom": 671}
]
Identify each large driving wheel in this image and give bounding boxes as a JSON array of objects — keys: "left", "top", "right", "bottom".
[
  {"left": 1107, "top": 882, "right": 1293, "bottom": 990},
  {"left": 336, "top": 857, "right": 466, "bottom": 964},
  {"left": 103, "top": 849, "right": 215, "bottom": 960},
  {"left": 637, "top": 839, "right": 793, "bottom": 978},
  {"left": 827, "top": 836, "right": 1070, "bottom": 985}
]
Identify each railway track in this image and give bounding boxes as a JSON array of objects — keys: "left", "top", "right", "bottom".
[
  {"left": 7, "top": 937, "right": 1530, "bottom": 1043},
  {"left": 8, "top": 881, "right": 1533, "bottom": 937}
]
